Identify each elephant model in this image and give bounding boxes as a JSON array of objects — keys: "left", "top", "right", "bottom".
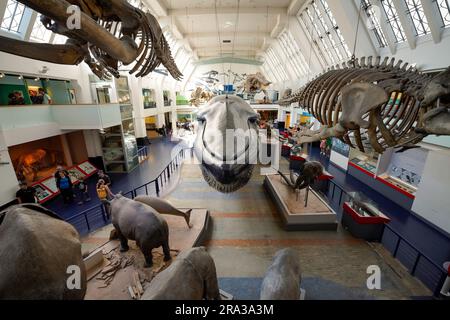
[
  {"left": 0, "top": 204, "right": 86, "bottom": 300},
  {"left": 141, "top": 247, "right": 220, "bottom": 300},
  {"left": 260, "top": 248, "right": 302, "bottom": 300},
  {"left": 110, "top": 194, "right": 171, "bottom": 268}
]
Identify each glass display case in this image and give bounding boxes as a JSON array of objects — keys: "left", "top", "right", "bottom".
[
  {"left": 376, "top": 147, "right": 429, "bottom": 196},
  {"left": 101, "top": 76, "right": 139, "bottom": 173},
  {"left": 163, "top": 90, "right": 171, "bottom": 106},
  {"left": 349, "top": 147, "right": 379, "bottom": 175},
  {"left": 143, "top": 88, "right": 156, "bottom": 109}
]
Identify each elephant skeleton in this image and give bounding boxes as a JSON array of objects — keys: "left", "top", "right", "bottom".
[
  {"left": 280, "top": 57, "right": 450, "bottom": 153},
  {"left": 0, "top": 0, "right": 182, "bottom": 80}
]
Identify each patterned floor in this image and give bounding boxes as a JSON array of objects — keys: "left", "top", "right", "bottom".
[{"left": 82, "top": 153, "right": 432, "bottom": 300}]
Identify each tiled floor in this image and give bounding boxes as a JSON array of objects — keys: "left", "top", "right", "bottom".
[
  {"left": 80, "top": 143, "right": 437, "bottom": 299},
  {"left": 160, "top": 158, "right": 431, "bottom": 299}
]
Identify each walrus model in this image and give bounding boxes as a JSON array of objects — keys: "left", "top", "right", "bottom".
[
  {"left": 0, "top": 204, "right": 86, "bottom": 299},
  {"left": 110, "top": 195, "right": 171, "bottom": 268},
  {"left": 260, "top": 248, "right": 302, "bottom": 300},
  {"left": 141, "top": 247, "right": 221, "bottom": 300},
  {"left": 134, "top": 195, "right": 192, "bottom": 228}
]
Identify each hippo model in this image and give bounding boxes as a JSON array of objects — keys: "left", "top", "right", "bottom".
[
  {"left": 260, "top": 248, "right": 302, "bottom": 300},
  {"left": 0, "top": 204, "right": 86, "bottom": 300},
  {"left": 194, "top": 95, "right": 260, "bottom": 193},
  {"left": 141, "top": 247, "right": 220, "bottom": 300},
  {"left": 134, "top": 195, "right": 192, "bottom": 228},
  {"left": 110, "top": 195, "right": 171, "bottom": 268}
]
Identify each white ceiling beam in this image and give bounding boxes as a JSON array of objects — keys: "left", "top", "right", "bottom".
[
  {"left": 194, "top": 46, "right": 259, "bottom": 51},
  {"left": 372, "top": 0, "right": 397, "bottom": 55},
  {"left": 142, "top": 0, "right": 168, "bottom": 16},
  {"left": 168, "top": 7, "right": 287, "bottom": 16},
  {"left": 187, "top": 32, "right": 271, "bottom": 40},
  {"left": 287, "top": 0, "right": 308, "bottom": 16},
  {"left": 270, "top": 14, "right": 288, "bottom": 38},
  {"left": 392, "top": 0, "right": 416, "bottom": 50},
  {"left": 421, "top": 0, "right": 442, "bottom": 44}
]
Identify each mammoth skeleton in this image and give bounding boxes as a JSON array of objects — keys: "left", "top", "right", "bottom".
[{"left": 0, "top": 0, "right": 183, "bottom": 80}]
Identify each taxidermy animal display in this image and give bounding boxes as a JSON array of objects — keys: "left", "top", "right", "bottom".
[
  {"left": 0, "top": 204, "right": 86, "bottom": 299},
  {"left": 280, "top": 57, "right": 450, "bottom": 153},
  {"left": 260, "top": 248, "right": 302, "bottom": 300},
  {"left": 141, "top": 247, "right": 221, "bottom": 300},
  {"left": 278, "top": 161, "right": 324, "bottom": 193},
  {"left": 0, "top": 0, "right": 182, "bottom": 80},
  {"left": 14, "top": 148, "right": 62, "bottom": 182},
  {"left": 110, "top": 194, "right": 171, "bottom": 268},
  {"left": 134, "top": 195, "right": 192, "bottom": 228},
  {"left": 194, "top": 95, "right": 260, "bottom": 193}
]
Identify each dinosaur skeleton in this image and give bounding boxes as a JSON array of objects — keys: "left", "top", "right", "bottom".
[
  {"left": 237, "top": 72, "right": 272, "bottom": 97},
  {"left": 0, "top": 0, "right": 182, "bottom": 80},
  {"left": 189, "top": 87, "right": 215, "bottom": 107},
  {"left": 280, "top": 57, "right": 450, "bottom": 153}
]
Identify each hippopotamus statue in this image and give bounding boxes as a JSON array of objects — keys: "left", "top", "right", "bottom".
[
  {"left": 141, "top": 247, "right": 220, "bottom": 300},
  {"left": 110, "top": 195, "right": 171, "bottom": 268},
  {"left": 134, "top": 195, "right": 192, "bottom": 228},
  {"left": 0, "top": 204, "right": 86, "bottom": 299},
  {"left": 260, "top": 248, "right": 302, "bottom": 300}
]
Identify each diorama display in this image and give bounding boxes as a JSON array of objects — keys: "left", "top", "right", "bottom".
[
  {"left": 0, "top": 0, "right": 182, "bottom": 80},
  {"left": 193, "top": 95, "right": 259, "bottom": 193},
  {"left": 13, "top": 147, "right": 63, "bottom": 182},
  {"left": 342, "top": 192, "right": 391, "bottom": 242},
  {"left": 0, "top": 74, "right": 74, "bottom": 106},
  {"left": 281, "top": 57, "right": 450, "bottom": 153}
]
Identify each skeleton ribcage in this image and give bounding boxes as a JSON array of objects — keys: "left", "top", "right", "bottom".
[{"left": 290, "top": 57, "right": 431, "bottom": 153}]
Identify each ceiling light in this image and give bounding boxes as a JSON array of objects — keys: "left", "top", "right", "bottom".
[
  {"left": 224, "top": 21, "right": 234, "bottom": 28},
  {"left": 0, "top": 73, "right": 5, "bottom": 79},
  {"left": 18, "top": 75, "right": 23, "bottom": 80},
  {"left": 34, "top": 77, "right": 40, "bottom": 81}
]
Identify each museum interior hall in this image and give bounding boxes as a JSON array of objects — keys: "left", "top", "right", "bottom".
[{"left": 0, "top": 0, "right": 450, "bottom": 302}]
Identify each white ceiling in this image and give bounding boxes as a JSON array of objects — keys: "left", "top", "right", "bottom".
[{"left": 157, "top": 0, "right": 292, "bottom": 60}]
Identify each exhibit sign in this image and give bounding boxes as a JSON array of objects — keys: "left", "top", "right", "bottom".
[{"left": 330, "top": 138, "right": 350, "bottom": 170}]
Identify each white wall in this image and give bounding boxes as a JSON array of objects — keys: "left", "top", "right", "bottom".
[
  {"left": 0, "top": 130, "right": 19, "bottom": 206},
  {"left": 412, "top": 149, "right": 450, "bottom": 235},
  {"left": 0, "top": 51, "right": 92, "bottom": 103}
]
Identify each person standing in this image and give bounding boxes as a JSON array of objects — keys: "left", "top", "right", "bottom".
[
  {"left": 38, "top": 88, "right": 53, "bottom": 105},
  {"left": 96, "top": 179, "right": 114, "bottom": 218},
  {"left": 76, "top": 177, "right": 91, "bottom": 205},
  {"left": 97, "top": 170, "right": 111, "bottom": 187},
  {"left": 16, "top": 182, "right": 37, "bottom": 204},
  {"left": 56, "top": 171, "right": 74, "bottom": 204}
]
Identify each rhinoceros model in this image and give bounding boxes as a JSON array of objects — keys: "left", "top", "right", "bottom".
[
  {"left": 0, "top": 204, "right": 86, "bottom": 300},
  {"left": 110, "top": 195, "right": 171, "bottom": 268},
  {"left": 260, "top": 248, "right": 302, "bottom": 300},
  {"left": 141, "top": 247, "right": 220, "bottom": 300}
]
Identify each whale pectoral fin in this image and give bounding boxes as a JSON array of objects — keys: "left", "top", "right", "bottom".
[{"left": 185, "top": 209, "right": 193, "bottom": 228}]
